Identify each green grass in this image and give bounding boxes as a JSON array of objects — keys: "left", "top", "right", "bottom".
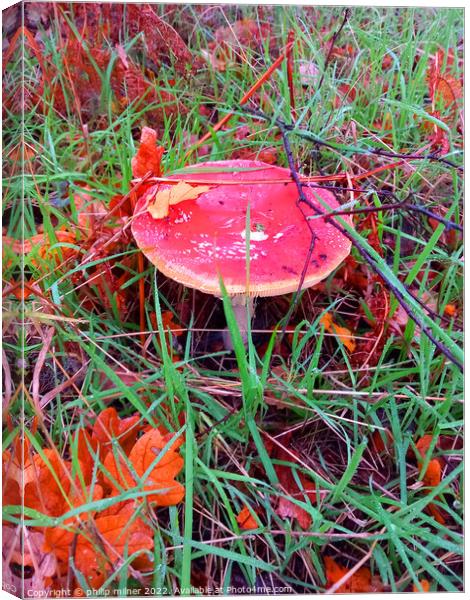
[{"left": 3, "top": 4, "right": 463, "bottom": 595}]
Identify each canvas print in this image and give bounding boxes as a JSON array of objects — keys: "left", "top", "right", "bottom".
[{"left": 2, "top": 1, "right": 463, "bottom": 597}]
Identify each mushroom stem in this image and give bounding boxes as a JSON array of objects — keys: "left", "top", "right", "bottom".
[{"left": 223, "top": 296, "right": 254, "bottom": 350}]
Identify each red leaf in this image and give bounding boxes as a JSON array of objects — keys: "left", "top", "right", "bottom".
[
  {"left": 131, "top": 127, "right": 164, "bottom": 179},
  {"left": 275, "top": 449, "right": 316, "bottom": 530}
]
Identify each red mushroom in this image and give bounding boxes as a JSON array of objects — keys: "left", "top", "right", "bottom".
[{"left": 132, "top": 160, "right": 352, "bottom": 348}]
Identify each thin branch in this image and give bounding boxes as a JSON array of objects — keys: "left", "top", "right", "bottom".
[
  {"left": 242, "top": 106, "right": 463, "bottom": 171},
  {"left": 318, "top": 200, "right": 463, "bottom": 232},
  {"left": 292, "top": 126, "right": 463, "bottom": 171},
  {"left": 316, "top": 8, "right": 351, "bottom": 92},
  {"left": 268, "top": 114, "right": 462, "bottom": 370}
]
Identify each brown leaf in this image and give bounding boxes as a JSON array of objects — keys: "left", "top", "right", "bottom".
[
  {"left": 126, "top": 4, "right": 194, "bottom": 74},
  {"left": 148, "top": 182, "right": 212, "bottom": 220}
]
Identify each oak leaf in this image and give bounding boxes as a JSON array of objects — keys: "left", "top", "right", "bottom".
[
  {"left": 92, "top": 407, "right": 140, "bottom": 455},
  {"left": 148, "top": 182, "right": 212, "bottom": 220},
  {"left": 44, "top": 505, "right": 153, "bottom": 589},
  {"left": 103, "top": 428, "right": 185, "bottom": 506}
]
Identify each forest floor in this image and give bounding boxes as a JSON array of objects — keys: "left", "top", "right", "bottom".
[{"left": 2, "top": 3, "right": 463, "bottom": 596}]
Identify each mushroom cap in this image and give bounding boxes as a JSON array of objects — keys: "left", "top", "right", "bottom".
[{"left": 132, "top": 160, "right": 352, "bottom": 296}]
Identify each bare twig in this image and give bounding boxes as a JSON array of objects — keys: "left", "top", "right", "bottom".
[
  {"left": 242, "top": 108, "right": 462, "bottom": 369},
  {"left": 316, "top": 8, "right": 352, "bottom": 92}
]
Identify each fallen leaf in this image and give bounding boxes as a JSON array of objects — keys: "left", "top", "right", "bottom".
[
  {"left": 320, "top": 312, "right": 356, "bottom": 352},
  {"left": 72, "top": 186, "right": 108, "bottom": 236},
  {"left": 75, "top": 429, "right": 98, "bottom": 484},
  {"left": 413, "top": 580, "right": 430, "bottom": 592},
  {"left": 214, "top": 19, "right": 273, "bottom": 53},
  {"left": 92, "top": 407, "right": 140, "bottom": 455},
  {"left": 324, "top": 556, "right": 376, "bottom": 593},
  {"left": 103, "top": 428, "right": 185, "bottom": 506},
  {"left": 201, "top": 48, "right": 227, "bottom": 72},
  {"left": 132, "top": 127, "right": 165, "bottom": 179},
  {"left": 44, "top": 503, "right": 153, "bottom": 589},
  {"left": 125, "top": 4, "right": 195, "bottom": 74},
  {"left": 148, "top": 182, "right": 212, "bottom": 220},
  {"left": 427, "top": 48, "right": 462, "bottom": 120},
  {"left": 275, "top": 448, "right": 316, "bottom": 530},
  {"left": 24, "top": 450, "right": 73, "bottom": 518},
  {"left": 444, "top": 303, "right": 457, "bottom": 317},
  {"left": 236, "top": 505, "right": 259, "bottom": 530},
  {"left": 415, "top": 435, "right": 446, "bottom": 524}
]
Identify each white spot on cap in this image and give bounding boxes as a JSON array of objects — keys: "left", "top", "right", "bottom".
[{"left": 240, "top": 230, "right": 269, "bottom": 242}]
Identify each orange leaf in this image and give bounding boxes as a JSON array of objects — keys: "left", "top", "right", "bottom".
[
  {"left": 24, "top": 450, "right": 72, "bottom": 517},
  {"left": 45, "top": 502, "right": 153, "bottom": 589},
  {"left": 103, "top": 428, "right": 185, "bottom": 506},
  {"left": 132, "top": 127, "right": 164, "bottom": 178},
  {"left": 75, "top": 429, "right": 98, "bottom": 484},
  {"left": 236, "top": 505, "right": 258, "bottom": 530},
  {"left": 324, "top": 556, "right": 373, "bottom": 593},
  {"left": 434, "top": 75, "right": 462, "bottom": 109},
  {"left": 92, "top": 407, "right": 140, "bottom": 455},
  {"left": 413, "top": 580, "right": 430, "bottom": 593},
  {"left": 444, "top": 303, "right": 457, "bottom": 317},
  {"left": 320, "top": 312, "right": 356, "bottom": 352},
  {"left": 415, "top": 435, "right": 446, "bottom": 524}
]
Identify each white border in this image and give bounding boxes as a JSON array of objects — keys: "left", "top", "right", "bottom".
[{"left": 0, "top": 1, "right": 465, "bottom": 599}]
